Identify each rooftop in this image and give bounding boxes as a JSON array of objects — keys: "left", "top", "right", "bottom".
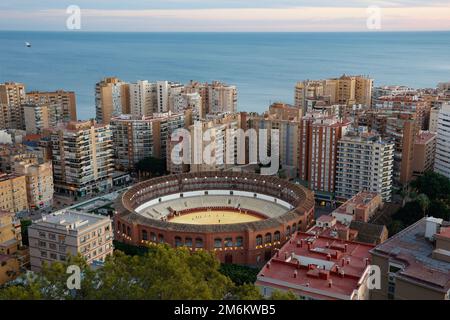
[
  {"left": 33, "top": 210, "right": 110, "bottom": 232},
  {"left": 371, "top": 217, "right": 450, "bottom": 292},
  {"left": 333, "top": 192, "right": 381, "bottom": 216},
  {"left": 415, "top": 131, "right": 437, "bottom": 145},
  {"left": 256, "top": 232, "right": 374, "bottom": 300}
]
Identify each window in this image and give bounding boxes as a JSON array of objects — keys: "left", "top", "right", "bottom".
[
  {"left": 127, "top": 226, "right": 131, "bottom": 236},
  {"left": 265, "top": 233, "right": 272, "bottom": 244},
  {"left": 122, "top": 224, "right": 126, "bottom": 234},
  {"left": 49, "top": 243, "right": 57, "bottom": 250},
  {"left": 151, "top": 232, "right": 157, "bottom": 242},
  {"left": 40, "top": 251, "right": 47, "bottom": 258},
  {"left": 236, "top": 237, "right": 243, "bottom": 247},
  {"left": 158, "top": 234, "right": 164, "bottom": 243},
  {"left": 142, "top": 230, "right": 148, "bottom": 240},
  {"left": 256, "top": 235, "right": 263, "bottom": 246},
  {"left": 185, "top": 238, "right": 193, "bottom": 247},
  {"left": 274, "top": 231, "right": 281, "bottom": 241},
  {"left": 117, "top": 221, "right": 121, "bottom": 231},
  {"left": 50, "top": 253, "right": 57, "bottom": 259},
  {"left": 292, "top": 224, "right": 297, "bottom": 233},
  {"left": 195, "top": 238, "right": 204, "bottom": 248},
  {"left": 224, "top": 237, "right": 233, "bottom": 247},
  {"left": 38, "top": 241, "right": 46, "bottom": 248},
  {"left": 214, "top": 238, "right": 222, "bottom": 248},
  {"left": 175, "top": 237, "right": 183, "bottom": 247},
  {"left": 286, "top": 226, "right": 291, "bottom": 237},
  {"left": 48, "top": 233, "right": 56, "bottom": 240},
  {"left": 39, "top": 231, "right": 46, "bottom": 238}
]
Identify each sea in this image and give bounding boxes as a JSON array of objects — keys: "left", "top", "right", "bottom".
[{"left": 0, "top": 31, "right": 449, "bottom": 120}]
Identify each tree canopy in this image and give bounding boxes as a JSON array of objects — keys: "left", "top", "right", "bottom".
[{"left": 0, "top": 244, "right": 296, "bottom": 300}]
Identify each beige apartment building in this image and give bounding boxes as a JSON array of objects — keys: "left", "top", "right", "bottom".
[
  {"left": 0, "top": 82, "right": 26, "bottom": 130},
  {"left": 0, "top": 173, "right": 28, "bottom": 214},
  {"left": 95, "top": 77, "right": 130, "bottom": 124},
  {"left": 185, "top": 80, "right": 237, "bottom": 116},
  {"left": 0, "top": 210, "right": 26, "bottom": 285},
  {"left": 50, "top": 120, "right": 114, "bottom": 197},
  {"left": 332, "top": 191, "right": 383, "bottom": 224},
  {"left": 12, "top": 154, "right": 54, "bottom": 209},
  {"left": 412, "top": 131, "right": 436, "bottom": 176},
  {"left": 110, "top": 111, "right": 188, "bottom": 170},
  {"left": 187, "top": 113, "right": 243, "bottom": 172},
  {"left": 26, "top": 90, "right": 77, "bottom": 122},
  {"left": 295, "top": 75, "right": 373, "bottom": 113},
  {"left": 370, "top": 217, "right": 450, "bottom": 300},
  {"left": 28, "top": 210, "right": 114, "bottom": 272},
  {"left": 429, "top": 106, "right": 440, "bottom": 133},
  {"left": 22, "top": 103, "right": 65, "bottom": 135},
  {"left": 246, "top": 103, "right": 302, "bottom": 178}
]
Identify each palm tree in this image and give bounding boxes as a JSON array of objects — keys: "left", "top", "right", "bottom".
[{"left": 416, "top": 193, "right": 430, "bottom": 217}]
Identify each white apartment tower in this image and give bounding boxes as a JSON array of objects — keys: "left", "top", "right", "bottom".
[
  {"left": 336, "top": 128, "right": 394, "bottom": 201},
  {"left": 434, "top": 103, "right": 450, "bottom": 178}
]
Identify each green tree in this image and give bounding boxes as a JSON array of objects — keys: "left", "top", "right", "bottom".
[
  {"left": 269, "top": 290, "right": 298, "bottom": 300},
  {"left": 416, "top": 194, "right": 430, "bottom": 217}
]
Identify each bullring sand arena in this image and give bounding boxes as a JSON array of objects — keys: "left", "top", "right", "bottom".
[
  {"left": 169, "top": 209, "right": 264, "bottom": 225},
  {"left": 115, "top": 172, "right": 316, "bottom": 265}
]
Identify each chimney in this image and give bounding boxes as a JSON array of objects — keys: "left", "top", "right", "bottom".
[
  {"left": 307, "top": 243, "right": 311, "bottom": 250},
  {"left": 297, "top": 240, "right": 301, "bottom": 247},
  {"left": 341, "top": 258, "right": 345, "bottom": 267},
  {"left": 327, "top": 254, "right": 332, "bottom": 261},
  {"left": 328, "top": 280, "right": 333, "bottom": 288},
  {"left": 346, "top": 258, "right": 350, "bottom": 265},
  {"left": 344, "top": 244, "right": 348, "bottom": 252},
  {"left": 340, "top": 270, "right": 345, "bottom": 278},
  {"left": 294, "top": 270, "right": 298, "bottom": 278}
]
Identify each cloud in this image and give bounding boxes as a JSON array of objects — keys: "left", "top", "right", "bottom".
[{"left": 0, "top": 4, "right": 449, "bottom": 31}]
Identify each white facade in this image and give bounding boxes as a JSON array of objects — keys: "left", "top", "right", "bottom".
[
  {"left": 130, "top": 80, "right": 156, "bottom": 117},
  {"left": 336, "top": 129, "right": 394, "bottom": 201},
  {"left": 28, "top": 210, "right": 113, "bottom": 272},
  {"left": 434, "top": 104, "right": 450, "bottom": 178}
]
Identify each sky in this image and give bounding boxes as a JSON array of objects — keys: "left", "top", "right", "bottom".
[{"left": 0, "top": 0, "right": 450, "bottom": 32}]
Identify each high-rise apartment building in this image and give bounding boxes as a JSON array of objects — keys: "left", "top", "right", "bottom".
[
  {"left": 295, "top": 75, "right": 373, "bottom": 113},
  {"left": 26, "top": 90, "right": 77, "bottom": 122},
  {"left": 298, "top": 114, "right": 350, "bottom": 194},
  {"left": 336, "top": 128, "right": 394, "bottom": 201},
  {"left": 95, "top": 77, "right": 130, "bottom": 124},
  {"left": 186, "top": 81, "right": 237, "bottom": 116},
  {"left": 11, "top": 154, "right": 54, "bottom": 209},
  {"left": 129, "top": 80, "right": 156, "bottom": 118},
  {"left": 23, "top": 103, "right": 65, "bottom": 135},
  {"left": 429, "top": 107, "right": 440, "bottom": 133},
  {"left": 188, "top": 113, "right": 242, "bottom": 172},
  {"left": 0, "top": 173, "right": 28, "bottom": 214},
  {"left": 110, "top": 112, "right": 188, "bottom": 170},
  {"left": 50, "top": 121, "right": 114, "bottom": 197},
  {"left": 0, "top": 82, "right": 26, "bottom": 130},
  {"left": 28, "top": 210, "right": 114, "bottom": 272},
  {"left": 412, "top": 131, "right": 436, "bottom": 176},
  {"left": 386, "top": 113, "right": 416, "bottom": 185},
  {"left": 434, "top": 103, "right": 450, "bottom": 179},
  {"left": 247, "top": 103, "right": 302, "bottom": 177},
  {"left": 171, "top": 92, "right": 202, "bottom": 120}
]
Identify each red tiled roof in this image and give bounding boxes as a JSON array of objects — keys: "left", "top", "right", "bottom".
[{"left": 256, "top": 232, "right": 374, "bottom": 299}]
